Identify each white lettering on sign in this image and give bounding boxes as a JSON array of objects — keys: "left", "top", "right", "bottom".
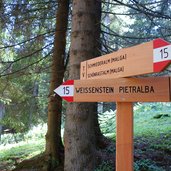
[
  {"left": 54, "top": 85, "right": 74, "bottom": 97},
  {"left": 153, "top": 44, "right": 171, "bottom": 63}
]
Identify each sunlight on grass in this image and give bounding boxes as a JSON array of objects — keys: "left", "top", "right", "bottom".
[
  {"left": 134, "top": 103, "right": 171, "bottom": 137},
  {"left": 0, "top": 139, "right": 45, "bottom": 160},
  {"left": 0, "top": 124, "right": 47, "bottom": 170}
]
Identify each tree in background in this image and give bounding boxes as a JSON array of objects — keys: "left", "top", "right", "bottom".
[
  {"left": 45, "top": 0, "right": 69, "bottom": 170},
  {"left": 93, "top": 0, "right": 113, "bottom": 149},
  {"left": 101, "top": 0, "right": 171, "bottom": 49},
  {"left": 0, "top": 1, "right": 70, "bottom": 170},
  {"left": 0, "top": 0, "right": 56, "bottom": 132}
]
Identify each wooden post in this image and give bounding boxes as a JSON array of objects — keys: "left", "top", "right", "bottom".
[{"left": 116, "top": 102, "right": 133, "bottom": 171}]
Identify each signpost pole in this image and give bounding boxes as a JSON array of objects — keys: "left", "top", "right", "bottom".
[
  {"left": 54, "top": 38, "right": 171, "bottom": 171},
  {"left": 116, "top": 102, "right": 133, "bottom": 171}
]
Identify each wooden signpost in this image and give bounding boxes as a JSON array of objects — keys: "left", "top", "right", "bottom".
[
  {"left": 54, "top": 77, "right": 171, "bottom": 103},
  {"left": 54, "top": 38, "right": 171, "bottom": 171},
  {"left": 80, "top": 38, "right": 171, "bottom": 79}
]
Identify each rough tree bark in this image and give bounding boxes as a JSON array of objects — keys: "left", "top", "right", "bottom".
[
  {"left": 64, "top": 1, "right": 98, "bottom": 171},
  {"left": 45, "top": 0, "right": 69, "bottom": 170}
]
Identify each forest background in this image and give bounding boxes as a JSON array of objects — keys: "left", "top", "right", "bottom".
[{"left": 0, "top": 0, "right": 171, "bottom": 171}]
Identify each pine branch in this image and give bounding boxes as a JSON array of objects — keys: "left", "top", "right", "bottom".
[
  {"left": 0, "top": 42, "right": 53, "bottom": 75},
  {"left": 13, "top": 16, "right": 56, "bottom": 25},
  {"left": 102, "top": 0, "right": 171, "bottom": 20},
  {"left": 1, "top": 3, "right": 57, "bottom": 20},
  {"left": 1, "top": 0, "right": 56, "bottom": 6},
  {"left": 0, "top": 31, "right": 54, "bottom": 49},
  {"left": 101, "top": 0, "right": 163, "bottom": 6},
  {"left": 7, "top": 64, "right": 52, "bottom": 79},
  {"left": 101, "top": 11, "right": 140, "bottom": 16},
  {"left": 101, "top": 23, "right": 171, "bottom": 40},
  {"left": 0, "top": 51, "right": 52, "bottom": 78}
]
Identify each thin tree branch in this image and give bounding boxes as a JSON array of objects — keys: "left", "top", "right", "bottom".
[
  {"left": 0, "top": 51, "right": 52, "bottom": 78},
  {"left": 0, "top": 31, "right": 54, "bottom": 49}
]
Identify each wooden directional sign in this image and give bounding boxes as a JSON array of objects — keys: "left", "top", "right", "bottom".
[
  {"left": 54, "top": 77, "right": 171, "bottom": 102},
  {"left": 80, "top": 38, "right": 171, "bottom": 79}
]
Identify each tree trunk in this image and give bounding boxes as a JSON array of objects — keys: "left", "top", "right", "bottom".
[
  {"left": 0, "top": 102, "right": 5, "bottom": 141},
  {"left": 45, "top": 0, "right": 69, "bottom": 170},
  {"left": 93, "top": 1, "right": 113, "bottom": 149},
  {"left": 93, "top": 0, "right": 105, "bottom": 146},
  {"left": 64, "top": 1, "right": 97, "bottom": 171}
]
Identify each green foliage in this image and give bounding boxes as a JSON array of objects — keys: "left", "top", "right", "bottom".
[
  {"left": 0, "top": 75, "right": 49, "bottom": 132},
  {"left": 98, "top": 102, "right": 171, "bottom": 140},
  {"left": 0, "top": 140, "right": 45, "bottom": 171},
  {"left": 94, "top": 161, "right": 113, "bottom": 171},
  {"left": 134, "top": 103, "right": 171, "bottom": 137},
  {"left": 0, "top": 78, "right": 25, "bottom": 103},
  {"left": 98, "top": 102, "right": 171, "bottom": 171},
  {"left": 0, "top": 133, "right": 25, "bottom": 145},
  {"left": 0, "top": 140, "right": 45, "bottom": 161},
  {"left": 0, "top": 0, "right": 55, "bottom": 134},
  {"left": 98, "top": 110, "right": 116, "bottom": 138},
  {"left": 149, "top": 133, "right": 171, "bottom": 153},
  {"left": 0, "top": 124, "right": 47, "bottom": 145},
  {"left": 0, "top": 97, "right": 11, "bottom": 105},
  {"left": 134, "top": 159, "right": 165, "bottom": 171},
  {"left": 104, "top": 144, "right": 115, "bottom": 154}
]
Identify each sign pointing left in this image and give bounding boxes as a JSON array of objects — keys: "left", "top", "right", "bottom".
[
  {"left": 54, "top": 77, "right": 171, "bottom": 103},
  {"left": 54, "top": 80, "right": 74, "bottom": 102}
]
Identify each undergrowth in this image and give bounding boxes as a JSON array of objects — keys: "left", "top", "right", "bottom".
[
  {"left": 0, "top": 103, "right": 171, "bottom": 171},
  {"left": 96, "top": 102, "right": 171, "bottom": 171}
]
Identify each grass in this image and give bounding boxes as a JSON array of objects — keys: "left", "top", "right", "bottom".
[
  {"left": 134, "top": 103, "right": 171, "bottom": 171},
  {"left": 0, "top": 139, "right": 45, "bottom": 160},
  {"left": 134, "top": 106, "right": 171, "bottom": 137},
  {"left": 0, "top": 139, "right": 45, "bottom": 171},
  {"left": 0, "top": 125, "right": 46, "bottom": 171},
  {"left": 0, "top": 103, "right": 171, "bottom": 171}
]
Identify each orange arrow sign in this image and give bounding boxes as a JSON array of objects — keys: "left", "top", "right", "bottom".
[
  {"left": 54, "top": 77, "right": 171, "bottom": 102},
  {"left": 80, "top": 38, "right": 171, "bottom": 79}
]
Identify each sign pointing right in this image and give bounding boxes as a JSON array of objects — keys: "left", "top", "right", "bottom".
[
  {"left": 153, "top": 38, "right": 171, "bottom": 72},
  {"left": 80, "top": 38, "right": 171, "bottom": 79}
]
